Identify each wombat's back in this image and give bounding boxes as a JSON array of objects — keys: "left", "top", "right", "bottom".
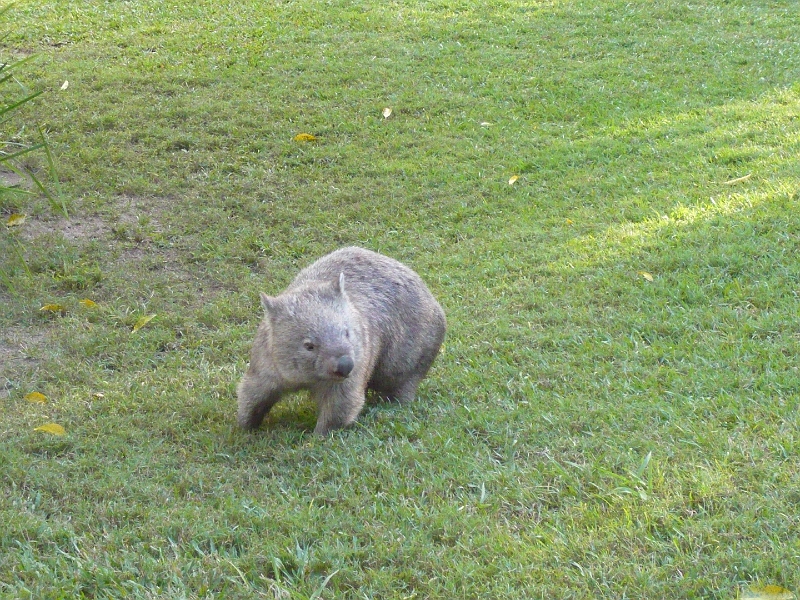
[{"left": 290, "top": 247, "right": 440, "bottom": 322}]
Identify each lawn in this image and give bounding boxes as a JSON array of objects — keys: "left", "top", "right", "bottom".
[{"left": 1, "top": 0, "right": 799, "bottom": 598}]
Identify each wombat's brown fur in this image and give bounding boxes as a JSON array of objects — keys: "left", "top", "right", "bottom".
[{"left": 237, "top": 247, "right": 446, "bottom": 435}]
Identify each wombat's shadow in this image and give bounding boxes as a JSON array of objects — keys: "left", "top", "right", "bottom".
[{"left": 260, "top": 390, "right": 405, "bottom": 434}]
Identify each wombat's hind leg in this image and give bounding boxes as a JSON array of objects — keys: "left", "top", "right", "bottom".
[
  {"left": 313, "top": 384, "right": 366, "bottom": 436},
  {"left": 237, "top": 374, "right": 281, "bottom": 430},
  {"left": 390, "top": 375, "right": 424, "bottom": 404}
]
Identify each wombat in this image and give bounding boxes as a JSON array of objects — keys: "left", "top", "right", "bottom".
[{"left": 237, "top": 246, "right": 446, "bottom": 435}]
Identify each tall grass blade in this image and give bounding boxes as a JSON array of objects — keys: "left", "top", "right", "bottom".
[
  {"left": 0, "top": 265, "right": 17, "bottom": 295},
  {"left": 8, "top": 235, "right": 31, "bottom": 276},
  {"left": 0, "top": 140, "right": 45, "bottom": 163},
  {"left": 37, "top": 124, "right": 66, "bottom": 217},
  {"left": 634, "top": 451, "right": 653, "bottom": 479},
  {"left": 308, "top": 570, "right": 339, "bottom": 600},
  {"left": 0, "top": 88, "right": 45, "bottom": 119}
]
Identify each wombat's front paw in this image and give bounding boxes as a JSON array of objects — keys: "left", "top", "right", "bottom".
[
  {"left": 237, "top": 401, "right": 273, "bottom": 430},
  {"left": 237, "top": 413, "right": 260, "bottom": 430}
]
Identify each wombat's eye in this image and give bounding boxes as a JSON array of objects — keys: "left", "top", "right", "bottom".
[
  {"left": 303, "top": 341, "right": 315, "bottom": 351},
  {"left": 344, "top": 328, "right": 350, "bottom": 338}
]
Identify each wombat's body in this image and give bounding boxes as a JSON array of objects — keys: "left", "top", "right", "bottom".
[{"left": 237, "top": 247, "right": 446, "bottom": 435}]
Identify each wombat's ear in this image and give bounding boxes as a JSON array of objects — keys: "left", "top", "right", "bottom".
[{"left": 260, "top": 292, "right": 276, "bottom": 314}]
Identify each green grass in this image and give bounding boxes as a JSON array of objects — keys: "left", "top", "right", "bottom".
[{"left": 1, "top": 0, "right": 799, "bottom": 597}]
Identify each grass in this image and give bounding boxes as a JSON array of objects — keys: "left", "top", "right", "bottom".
[{"left": 1, "top": 0, "right": 799, "bottom": 597}]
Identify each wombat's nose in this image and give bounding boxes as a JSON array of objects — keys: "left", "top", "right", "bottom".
[{"left": 334, "top": 355, "right": 354, "bottom": 378}]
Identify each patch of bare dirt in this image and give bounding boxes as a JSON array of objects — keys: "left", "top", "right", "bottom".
[
  {"left": 0, "top": 169, "right": 28, "bottom": 189},
  {"left": 19, "top": 214, "right": 106, "bottom": 242},
  {"left": 16, "top": 195, "right": 178, "bottom": 244},
  {"left": 10, "top": 194, "right": 224, "bottom": 309},
  {"left": 0, "top": 327, "right": 46, "bottom": 399},
  {"left": 115, "top": 194, "right": 177, "bottom": 229}
]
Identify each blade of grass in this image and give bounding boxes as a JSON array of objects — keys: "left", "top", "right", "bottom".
[
  {"left": 308, "top": 570, "right": 339, "bottom": 600},
  {"left": 0, "top": 264, "right": 17, "bottom": 295},
  {"left": 7, "top": 234, "right": 31, "bottom": 276},
  {"left": 0, "top": 140, "right": 45, "bottom": 163},
  {"left": 0, "top": 88, "right": 45, "bottom": 119},
  {"left": 36, "top": 124, "right": 66, "bottom": 217}
]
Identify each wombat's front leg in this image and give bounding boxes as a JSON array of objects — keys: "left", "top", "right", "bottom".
[
  {"left": 313, "top": 382, "right": 366, "bottom": 436},
  {"left": 237, "top": 373, "right": 282, "bottom": 430}
]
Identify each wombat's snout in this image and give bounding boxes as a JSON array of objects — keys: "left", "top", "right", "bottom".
[{"left": 334, "top": 355, "right": 354, "bottom": 378}]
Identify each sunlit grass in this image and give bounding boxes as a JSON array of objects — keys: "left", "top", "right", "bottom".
[{"left": 1, "top": 0, "right": 799, "bottom": 598}]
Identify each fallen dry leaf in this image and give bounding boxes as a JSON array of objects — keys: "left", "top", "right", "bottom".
[
  {"left": 6, "top": 213, "right": 26, "bottom": 227},
  {"left": 723, "top": 173, "right": 752, "bottom": 185},
  {"left": 638, "top": 271, "right": 654, "bottom": 282},
  {"left": 40, "top": 303, "right": 65, "bottom": 313},
  {"left": 132, "top": 313, "right": 157, "bottom": 332},
  {"left": 24, "top": 392, "right": 47, "bottom": 404},
  {"left": 34, "top": 423, "right": 66, "bottom": 436},
  {"left": 742, "top": 585, "right": 795, "bottom": 600},
  {"left": 508, "top": 175, "right": 519, "bottom": 185},
  {"left": 382, "top": 107, "right": 392, "bottom": 119},
  {"left": 79, "top": 298, "right": 98, "bottom": 308},
  {"left": 293, "top": 133, "right": 317, "bottom": 142}
]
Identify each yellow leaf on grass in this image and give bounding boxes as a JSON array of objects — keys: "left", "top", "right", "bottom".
[
  {"left": 6, "top": 213, "right": 26, "bottom": 227},
  {"left": 34, "top": 423, "right": 66, "bottom": 436},
  {"left": 293, "top": 133, "right": 317, "bottom": 142},
  {"left": 508, "top": 175, "right": 519, "bottom": 185},
  {"left": 382, "top": 107, "right": 392, "bottom": 119},
  {"left": 743, "top": 585, "right": 795, "bottom": 600},
  {"left": 40, "top": 303, "right": 65, "bottom": 313},
  {"left": 92, "top": 392, "right": 105, "bottom": 399},
  {"left": 723, "top": 173, "right": 752, "bottom": 185},
  {"left": 79, "top": 298, "right": 98, "bottom": 308},
  {"left": 132, "top": 313, "right": 157, "bottom": 332},
  {"left": 60, "top": 80, "right": 69, "bottom": 91},
  {"left": 24, "top": 392, "right": 47, "bottom": 404},
  {"left": 638, "top": 271, "right": 654, "bottom": 282}
]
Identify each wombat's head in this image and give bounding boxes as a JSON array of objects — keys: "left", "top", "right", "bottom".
[{"left": 261, "top": 273, "right": 357, "bottom": 386}]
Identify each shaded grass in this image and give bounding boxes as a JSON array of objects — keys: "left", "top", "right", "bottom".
[{"left": 2, "top": 0, "right": 800, "bottom": 598}]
